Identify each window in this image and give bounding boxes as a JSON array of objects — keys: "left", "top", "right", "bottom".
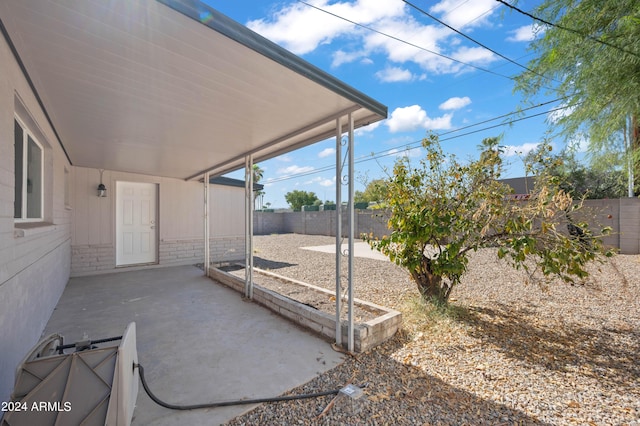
[{"left": 14, "top": 117, "right": 43, "bottom": 220}]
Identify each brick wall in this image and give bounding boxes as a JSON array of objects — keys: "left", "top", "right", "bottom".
[
  {"left": 255, "top": 200, "right": 640, "bottom": 254},
  {"left": 71, "top": 244, "right": 115, "bottom": 275},
  {"left": 618, "top": 198, "right": 640, "bottom": 254},
  {"left": 71, "top": 236, "right": 245, "bottom": 276},
  {"left": 254, "top": 210, "right": 390, "bottom": 239}
]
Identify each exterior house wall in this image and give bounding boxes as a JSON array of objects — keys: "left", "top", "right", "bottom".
[
  {"left": 0, "top": 36, "right": 72, "bottom": 404},
  {"left": 71, "top": 168, "right": 246, "bottom": 276}
]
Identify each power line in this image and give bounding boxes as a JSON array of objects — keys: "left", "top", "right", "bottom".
[
  {"left": 495, "top": 0, "right": 640, "bottom": 60},
  {"left": 401, "top": 0, "right": 543, "bottom": 77},
  {"left": 296, "top": 0, "right": 515, "bottom": 81},
  {"left": 438, "top": 97, "right": 567, "bottom": 136},
  {"left": 264, "top": 99, "right": 570, "bottom": 184},
  {"left": 441, "top": 0, "right": 501, "bottom": 29}
]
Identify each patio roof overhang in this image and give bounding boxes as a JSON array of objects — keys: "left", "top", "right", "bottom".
[{"left": 0, "top": 0, "right": 387, "bottom": 180}]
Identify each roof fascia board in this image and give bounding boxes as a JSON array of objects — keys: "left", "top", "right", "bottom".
[
  {"left": 185, "top": 105, "right": 363, "bottom": 180},
  {"left": 198, "top": 112, "right": 380, "bottom": 179},
  {"left": 208, "top": 176, "right": 264, "bottom": 190},
  {"left": 155, "top": 0, "right": 387, "bottom": 119}
]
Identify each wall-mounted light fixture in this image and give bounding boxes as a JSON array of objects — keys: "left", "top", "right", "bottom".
[{"left": 98, "top": 169, "right": 107, "bottom": 197}]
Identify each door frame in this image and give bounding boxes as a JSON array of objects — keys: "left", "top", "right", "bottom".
[{"left": 115, "top": 181, "right": 159, "bottom": 267}]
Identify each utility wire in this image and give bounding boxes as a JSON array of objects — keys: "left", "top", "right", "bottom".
[
  {"left": 401, "top": 0, "right": 544, "bottom": 78},
  {"left": 296, "top": 0, "right": 515, "bottom": 81},
  {"left": 437, "top": 97, "right": 567, "bottom": 137},
  {"left": 264, "top": 99, "right": 571, "bottom": 184},
  {"left": 495, "top": 0, "right": 640, "bottom": 59},
  {"left": 355, "top": 105, "right": 569, "bottom": 164}
]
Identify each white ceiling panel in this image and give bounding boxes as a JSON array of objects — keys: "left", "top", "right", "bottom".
[{"left": 0, "top": 0, "right": 386, "bottom": 179}]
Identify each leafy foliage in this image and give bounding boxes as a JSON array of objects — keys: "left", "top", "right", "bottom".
[
  {"left": 365, "top": 135, "right": 612, "bottom": 305},
  {"left": 526, "top": 145, "right": 627, "bottom": 199},
  {"left": 284, "top": 190, "right": 320, "bottom": 211},
  {"left": 355, "top": 179, "right": 390, "bottom": 205},
  {"left": 514, "top": 0, "right": 640, "bottom": 193}
]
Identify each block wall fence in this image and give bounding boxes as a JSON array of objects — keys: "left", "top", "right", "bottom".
[{"left": 254, "top": 198, "right": 640, "bottom": 254}]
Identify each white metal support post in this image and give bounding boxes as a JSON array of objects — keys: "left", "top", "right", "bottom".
[
  {"left": 335, "top": 117, "right": 342, "bottom": 347},
  {"left": 347, "top": 112, "right": 355, "bottom": 353},
  {"left": 245, "top": 155, "right": 254, "bottom": 299},
  {"left": 204, "top": 171, "right": 210, "bottom": 277}
]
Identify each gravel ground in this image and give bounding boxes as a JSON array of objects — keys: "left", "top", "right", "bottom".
[{"left": 227, "top": 233, "right": 640, "bottom": 425}]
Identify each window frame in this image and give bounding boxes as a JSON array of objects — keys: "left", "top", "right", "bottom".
[{"left": 14, "top": 115, "right": 44, "bottom": 222}]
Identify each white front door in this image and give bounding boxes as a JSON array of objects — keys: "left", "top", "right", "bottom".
[{"left": 116, "top": 181, "right": 158, "bottom": 266}]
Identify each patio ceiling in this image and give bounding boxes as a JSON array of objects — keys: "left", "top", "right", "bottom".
[{"left": 0, "top": 0, "right": 387, "bottom": 180}]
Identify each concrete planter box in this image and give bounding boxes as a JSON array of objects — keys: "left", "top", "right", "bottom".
[{"left": 208, "top": 266, "right": 402, "bottom": 353}]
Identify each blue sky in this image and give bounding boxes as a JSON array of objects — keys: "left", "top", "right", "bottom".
[{"left": 207, "top": 0, "right": 566, "bottom": 208}]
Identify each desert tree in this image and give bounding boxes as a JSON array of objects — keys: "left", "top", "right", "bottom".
[{"left": 365, "top": 134, "right": 612, "bottom": 306}]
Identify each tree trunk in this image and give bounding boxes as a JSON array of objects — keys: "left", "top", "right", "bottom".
[{"left": 410, "top": 257, "right": 452, "bottom": 305}]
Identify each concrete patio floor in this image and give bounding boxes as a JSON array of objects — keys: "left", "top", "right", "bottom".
[{"left": 43, "top": 265, "right": 344, "bottom": 425}]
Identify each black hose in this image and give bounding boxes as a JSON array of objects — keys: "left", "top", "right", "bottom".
[
  {"left": 135, "top": 363, "right": 351, "bottom": 410},
  {"left": 56, "top": 335, "right": 123, "bottom": 353}
]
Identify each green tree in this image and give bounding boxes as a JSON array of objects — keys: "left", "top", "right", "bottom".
[
  {"left": 252, "top": 164, "right": 265, "bottom": 210},
  {"left": 252, "top": 164, "right": 264, "bottom": 183},
  {"left": 362, "top": 179, "right": 390, "bottom": 204},
  {"left": 526, "top": 145, "right": 626, "bottom": 199},
  {"left": 284, "top": 190, "right": 320, "bottom": 211},
  {"left": 365, "top": 135, "right": 612, "bottom": 306},
  {"left": 513, "top": 0, "right": 640, "bottom": 194},
  {"left": 354, "top": 190, "right": 367, "bottom": 204}
]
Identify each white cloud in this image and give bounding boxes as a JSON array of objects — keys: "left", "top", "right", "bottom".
[
  {"left": 318, "top": 176, "right": 336, "bottom": 187},
  {"left": 439, "top": 96, "right": 471, "bottom": 110},
  {"left": 247, "top": 0, "right": 501, "bottom": 75},
  {"left": 375, "top": 66, "right": 414, "bottom": 82},
  {"left": 305, "top": 176, "right": 335, "bottom": 187},
  {"left": 332, "top": 49, "right": 366, "bottom": 67},
  {"left": 276, "top": 154, "right": 293, "bottom": 162},
  {"left": 355, "top": 121, "right": 381, "bottom": 134},
  {"left": 502, "top": 143, "right": 540, "bottom": 157},
  {"left": 451, "top": 46, "right": 495, "bottom": 65},
  {"left": 548, "top": 103, "right": 575, "bottom": 124},
  {"left": 277, "top": 165, "right": 315, "bottom": 175},
  {"left": 507, "top": 24, "right": 545, "bottom": 42},
  {"left": 318, "top": 147, "right": 336, "bottom": 158},
  {"left": 388, "top": 147, "right": 422, "bottom": 158},
  {"left": 247, "top": 0, "right": 407, "bottom": 55},
  {"left": 430, "top": 0, "right": 497, "bottom": 29},
  {"left": 385, "top": 105, "right": 453, "bottom": 133}
]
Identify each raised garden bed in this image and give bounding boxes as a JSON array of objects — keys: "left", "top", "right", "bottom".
[{"left": 208, "top": 265, "right": 402, "bottom": 353}]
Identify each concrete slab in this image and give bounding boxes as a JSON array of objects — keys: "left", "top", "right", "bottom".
[
  {"left": 43, "top": 265, "right": 344, "bottom": 425},
  {"left": 301, "top": 242, "right": 389, "bottom": 261}
]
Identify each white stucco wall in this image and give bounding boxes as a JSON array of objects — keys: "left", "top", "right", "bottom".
[
  {"left": 71, "top": 167, "right": 246, "bottom": 276},
  {"left": 0, "top": 35, "right": 72, "bottom": 405}
]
